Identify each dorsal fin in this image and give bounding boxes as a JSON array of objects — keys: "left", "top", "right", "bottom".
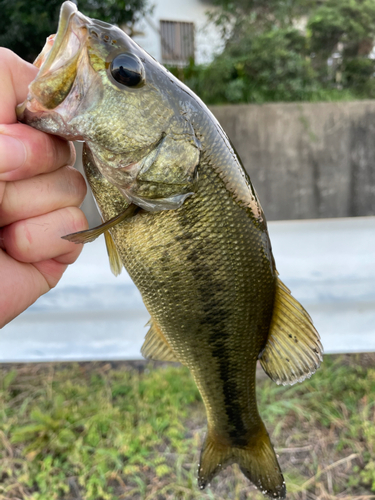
[
  {"left": 104, "top": 230, "right": 123, "bottom": 276},
  {"left": 141, "top": 319, "right": 180, "bottom": 363},
  {"left": 259, "top": 278, "right": 323, "bottom": 386}
]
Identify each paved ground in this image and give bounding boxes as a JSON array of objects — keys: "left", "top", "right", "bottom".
[{"left": 1, "top": 216, "right": 374, "bottom": 362}]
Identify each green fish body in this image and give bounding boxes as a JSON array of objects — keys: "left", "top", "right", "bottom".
[{"left": 17, "top": 3, "right": 323, "bottom": 497}]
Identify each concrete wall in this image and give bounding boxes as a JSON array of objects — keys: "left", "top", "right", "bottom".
[
  {"left": 211, "top": 101, "right": 375, "bottom": 221},
  {"left": 76, "top": 100, "right": 375, "bottom": 226}
]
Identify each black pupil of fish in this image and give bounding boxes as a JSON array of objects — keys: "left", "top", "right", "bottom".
[{"left": 110, "top": 54, "right": 143, "bottom": 87}]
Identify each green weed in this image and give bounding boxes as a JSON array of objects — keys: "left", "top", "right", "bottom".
[{"left": 0, "top": 355, "right": 374, "bottom": 499}]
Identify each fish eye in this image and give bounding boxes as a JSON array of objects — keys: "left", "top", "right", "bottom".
[{"left": 110, "top": 53, "right": 145, "bottom": 87}]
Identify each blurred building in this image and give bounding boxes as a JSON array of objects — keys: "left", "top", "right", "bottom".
[{"left": 132, "top": 0, "right": 223, "bottom": 66}]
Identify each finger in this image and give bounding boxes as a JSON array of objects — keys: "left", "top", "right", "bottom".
[
  {"left": 0, "top": 48, "right": 38, "bottom": 124},
  {"left": 0, "top": 205, "right": 87, "bottom": 328},
  {"left": 0, "top": 123, "right": 75, "bottom": 181},
  {"left": 0, "top": 250, "right": 52, "bottom": 328},
  {"left": 0, "top": 206, "right": 88, "bottom": 264},
  {"left": 0, "top": 166, "right": 87, "bottom": 226},
  {"left": 0, "top": 247, "right": 82, "bottom": 329}
]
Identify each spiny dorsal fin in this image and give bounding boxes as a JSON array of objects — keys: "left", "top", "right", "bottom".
[
  {"left": 259, "top": 277, "right": 323, "bottom": 386},
  {"left": 141, "top": 319, "right": 179, "bottom": 363},
  {"left": 104, "top": 230, "right": 123, "bottom": 277}
]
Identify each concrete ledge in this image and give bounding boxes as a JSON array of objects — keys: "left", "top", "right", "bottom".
[{"left": 1, "top": 216, "right": 374, "bottom": 361}]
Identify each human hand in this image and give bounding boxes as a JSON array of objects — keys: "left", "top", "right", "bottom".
[{"left": 0, "top": 48, "right": 88, "bottom": 328}]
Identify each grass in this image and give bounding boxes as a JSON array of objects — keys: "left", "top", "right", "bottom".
[{"left": 0, "top": 354, "right": 375, "bottom": 500}]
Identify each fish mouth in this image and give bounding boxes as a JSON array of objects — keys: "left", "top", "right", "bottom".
[{"left": 17, "top": 1, "right": 90, "bottom": 118}]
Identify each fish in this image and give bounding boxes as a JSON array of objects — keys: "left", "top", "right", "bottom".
[{"left": 17, "top": 2, "right": 323, "bottom": 497}]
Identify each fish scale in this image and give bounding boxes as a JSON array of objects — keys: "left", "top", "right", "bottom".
[
  {"left": 17, "top": 2, "right": 323, "bottom": 496},
  {"left": 86, "top": 141, "right": 275, "bottom": 449}
]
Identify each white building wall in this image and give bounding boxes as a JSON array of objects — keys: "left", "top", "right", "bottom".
[{"left": 132, "top": 0, "right": 223, "bottom": 65}]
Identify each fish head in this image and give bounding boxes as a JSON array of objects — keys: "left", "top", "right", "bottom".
[
  {"left": 17, "top": 1, "right": 173, "bottom": 145},
  {"left": 17, "top": 1, "right": 201, "bottom": 210}
]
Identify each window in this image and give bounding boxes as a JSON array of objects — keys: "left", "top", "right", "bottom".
[{"left": 160, "top": 20, "right": 195, "bottom": 66}]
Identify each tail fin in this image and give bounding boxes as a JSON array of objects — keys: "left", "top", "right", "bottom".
[{"left": 198, "top": 423, "right": 286, "bottom": 498}]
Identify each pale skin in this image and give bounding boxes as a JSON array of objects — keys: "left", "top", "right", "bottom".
[{"left": 0, "top": 48, "right": 88, "bottom": 328}]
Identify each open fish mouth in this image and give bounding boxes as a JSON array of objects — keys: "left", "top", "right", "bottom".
[{"left": 17, "top": 1, "right": 90, "bottom": 117}]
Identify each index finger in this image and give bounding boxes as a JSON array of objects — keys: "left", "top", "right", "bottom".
[
  {"left": 0, "top": 48, "right": 38, "bottom": 124},
  {"left": 0, "top": 122, "right": 75, "bottom": 181},
  {"left": 0, "top": 48, "right": 75, "bottom": 181}
]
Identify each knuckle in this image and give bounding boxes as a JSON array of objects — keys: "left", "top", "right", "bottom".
[
  {"left": 0, "top": 48, "right": 16, "bottom": 67},
  {"left": 64, "top": 206, "right": 88, "bottom": 234},
  {"left": 63, "top": 166, "right": 87, "bottom": 204},
  {"left": 27, "top": 132, "right": 54, "bottom": 169},
  {"left": 45, "top": 134, "right": 60, "bottom": 168},
  {"left": 69, "top": 142, "right": 76, "bottom": 165},
  {"left": 4, "top": 220, "right": 31, "bottom": 262},
  {"left": 40, "top": 134, "right": 71, "bottom": 170}
]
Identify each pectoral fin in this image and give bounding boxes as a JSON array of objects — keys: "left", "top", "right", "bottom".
[
  {"left": 141, "top": 319, "right": 179, "bottom": 363},
  {"left": 259, "top": 278, "right": 323, "bottom": 386},
  {"left": 62, "top": 203, "right": 139, "bottom": 244}
]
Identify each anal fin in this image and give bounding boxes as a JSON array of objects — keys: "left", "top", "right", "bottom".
[
  {"left": 141, "top": 319, "right": 179, "bottom": 363},
  {"left": 260, "top": 277, "right": 323, "bottom": 386},
  {"left": 104, "top": 230, "right": 123, "bottom": 277}
]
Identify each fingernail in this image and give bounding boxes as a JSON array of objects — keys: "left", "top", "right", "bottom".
[{"left": 0, "top": 135, "right": 27, "bottom": 175}]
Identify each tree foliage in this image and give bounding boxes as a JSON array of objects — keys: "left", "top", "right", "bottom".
[
  {"left": 0, "top": 0, "right": 151, "bottom": 63},
  {"left": 179, "top": 0, "right": 375, "bottom": 103},
  {"left": 183, "top": 28, "right": 318, "bottom": 104},
  {"left": 308, "top": 0, "right": 375, "bottom": 95},
  {"left": 308, "top": 0, "right": 375, "bottom": 57}
]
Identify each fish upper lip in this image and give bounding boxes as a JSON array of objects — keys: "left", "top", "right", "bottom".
[
  {"left": 35, "top": 1, "right": 92, "bottom": 80},
  {"left": 17, "top": 2, "right": 91, "bottom": 118},
  {"left": 37, "top": 1, "right": 79, "bottom": 77}
]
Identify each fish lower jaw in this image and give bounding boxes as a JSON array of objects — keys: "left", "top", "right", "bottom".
[
  {"left": 19, "top": 104, "right": 84, "bottom": 141},
  {"left": 18, "top": 96, "right": 49, "bottom": 116}
]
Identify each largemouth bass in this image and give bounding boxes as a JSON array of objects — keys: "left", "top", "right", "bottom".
[{"left": 17, "top": 2, "right": 323, "bottom": 497}]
